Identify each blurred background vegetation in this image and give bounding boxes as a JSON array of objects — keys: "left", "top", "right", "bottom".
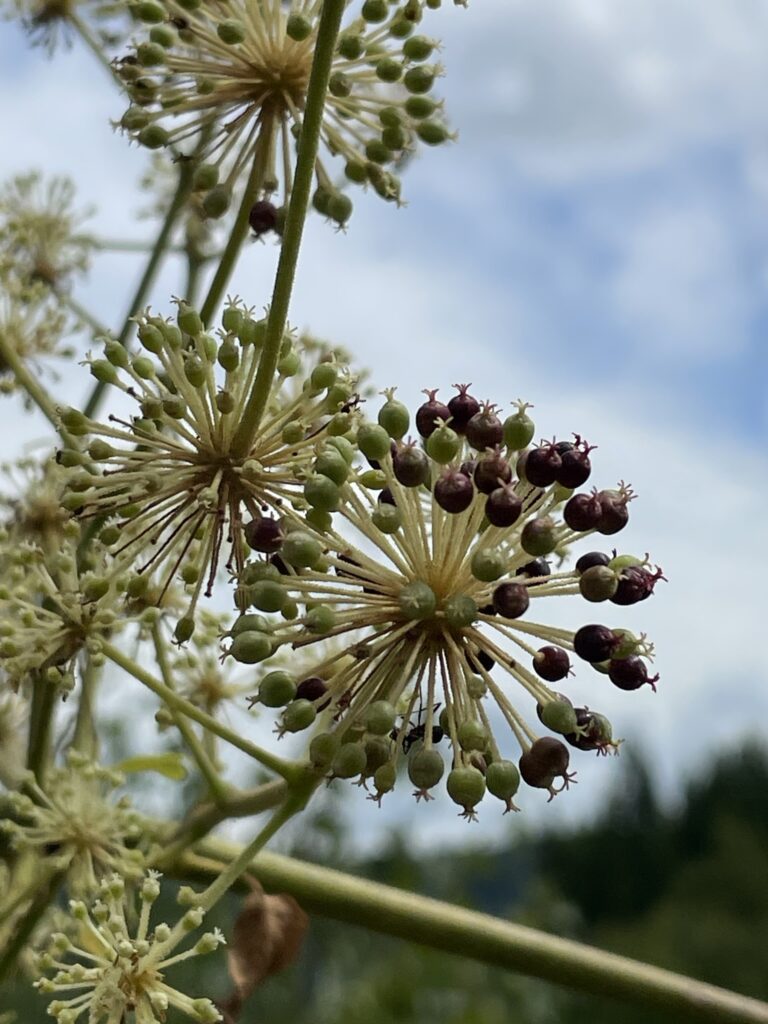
[{"left": 4, "top": 739, "right": 767, "bottom": 1022}]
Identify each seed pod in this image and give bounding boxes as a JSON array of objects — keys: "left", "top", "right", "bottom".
[
  {"left": 249, "top": 580, "right": 286, "bottom": 613},
  {"left": 596, "top": 489, "right": 631, "bottom": 535},
  {"left": 304, "top": 473, "right": 340, "bottom": 512},
  {"left": 426, "top": 423, "right": 460, "bottom": 464},
  {"left": 503, "top": 407, "right": 535, "bottom": 450},
  {"left": 357, "top": 422, "right": 392, "bottom": 462},
  {"left": 332, "top": 742, "right": 367, "bottom": 779},
  {"left": 398, "top": 581, "right": 437, "bottom": 620},
  {"left": 471, "top": 547, "right": 506, "bottom": 582},
  {"left": 305, "top": 604, "right": 336, "bottom": 633},
  {"left": 310, "top": 732, "right": 340, "bottom": 769},
  {"left": 366, "top": 700, "right": 397, "bottom": 736},
  {"left": 315, "top": 448, "right": 349, "bottom": 486},
  {"left": 230, "top": 631, "right": 272, "bottom": 664},
  {"left": 538, "top": 699, "right": 578, "bottom": 735},
  {"left": 416, "top": 388, "right": 450, "bottom": 438},
  {"left": 521, "top": 516, "right": 558, "bottom": 557},
  {"left": 444, "top": 594, "right": 477, "bottom": 628},
  {"left": 378, "top": 392, "right": 410, "bottom": 439},
  {"left": 434, "top": 469, "right": 474, "bottom": 513},
  {"left": 282, "top": 699, "right": 316, "bottom": 733},
  {"left": 364, "top": 736, "right": 392, "bottom": 775},
  {"left": 282, "top": 532, "right": 322, "bottom": 568},
  {"left": 465, "top": 405, "right": 503, "bottom": 451},
  {"left": 558, "top": 446, "right": 592, "bottom": 488},
  {"left": 565, "top": 708, "right": 614, "bottom": 752},
  {"left": 371, "top": 504, "right": 402, "bottom": 534},
  {"left": 532, "top": 646, "right": 571, "bottom": 682},
  {"left": 447, "top": 384, "right": 479, "bottom": 435},
  {"left": 611, "top": 566, "right": 657, "bottom": 605},
  {"left": 257, "top": 670, "right": 296, "bottom": 708},
  {"left": 248, "top": 200, "right": 278, "bottom": 237},
  {"left": 457, "top": 719, "right": 488, "bottom": 752}
]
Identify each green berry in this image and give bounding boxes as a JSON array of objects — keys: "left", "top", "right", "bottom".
[
  {"left": 403, "top": 35, "right": 434, "bottom": 61},
  {"left": 134, "top": 0, "right": 164, "bottom": 22},
  {"left": 503, "top": 408, "right": 535, "bottom": 450},
  {"left": 579, "top": 565, "right": 618, "bottom": 603},
  {"left": 378, "top": 393, "right": 409, "bottom": 439},
  {"left": 398, "top": 581, "right": 436, "bottom": 620},
  {"left": 305, "top": 604, "right": 336, "bottom": 634},
  {"left": 373, "top": 762, "right": 397, "bottom": 797},
  {"left": 282, "top": 699, "right": 316, "bottom": 733},
  {"left": 466, "top": 675, "right": 487, "bottom": 700},
  {"left": 138, "top": 124, "right": 168, "bottom": 150},
  {"left": 371, "top": 505, "right": 402, "bottom": 534},
  {"left": 381, "top": 125, "right": 409, "bottom": 151},
  {"left": 359, "top": 469, "right": 387, "bottom": 490},
  {"left": 248, "top": 580, "right": 286, "bottom": 613},
  {"left": 337, "top": 32, "right": 363, "bottom": 59},
  {"left": 202, "top": 185, "right": 231, "bottom": 219},
  {"left": 364, "top": 736, "right": 392, "bottom": 775},
  {"left": 345, "top": 160, "right": 368, "bottom": 183},
  {"left": 314, "top": 449, "right": 349, "bottom": 486},
  {"left": 405, "top": 95, "right": 437, "bottom": 119},
  {"left": 277, "top": 351, "right": 300, "bottom": 376},
  {"left": 90, "top": 360, "right": 119, "bottom": 385},
  {"left": 282, "top": 531, "right": 322, "bottom": 568},
  {"left": 357, "top": 422, "right": 392, "bottom": 461},
  {"left": 230, "top": 631, "right": 272, "bottom": 664},
  {"left": 305, "top": 507, "right": 333, "bottom": 533},
  {"left": 137, "top": 41, "right": 164, "bottom": 66},
  {"left": 286, "top": 12, "right": 312, "bottom": 40},
  {"left": 486, "top": 760, "right": 520, "bottom": 805},
  {"left": 540, "top": 700, "right": 578, "bottom": 735},
  {"left": 174, "top": 616, "right": 195, "bottom": 644},
  {"left": 328, "top": 192, "right": 353, "bottom": 226},
  {"left": 310, "top": 732, "right": 339, "bottom": 769},
  {"left": 310, "top": 362, "right": 338, "bottom": 391},
  {"left": 443, "top": 594, "right": 477, "bottom": 629},
  {"left": 149, "top": 24, "right": 176, "bottom": 47},
  {"left": 177, "top": 302, "right": 203, "bottom": 336},
  {"left": 426, "top": 423, "right": 459, "bottom": 464},
  {"left": 416, "top": 120, "right": 451, "bottom": 146},
  {"left": 257, "top": 670, "right": 296, "bottom": 708},
  {"left": 282, "top": 421, "right": 304, "bottom": 445},
  {"left": 365, "top": 700, "right": 397, "bottom": 736},
  {"left": 404, "top": 65, "right": 436, "bottom": 94},
  {"left": 361, "top": 0, "right": 387, "bottom": 22},
  {"left": 471, "top": 547, "right": 506, "bottom": 582},
  {"left": 304, "top": 473, "right": 341, "bottom": 512},
  {"left": 88, "top": 439, "right": 114, "bottom": 461},
  {"left": 132, "top": 356, "right": 155, "bottom": 379},
  {"left": 329, "top": 71, "right": 352, "bottom": 98},
  {"left": 332, "top": 742, "right": 367, "bottom": 779},
  {"left": 376, "top": 57, "right": 402, "bottom": 82},
  {"left": 60, "top": 407, "right": 90, "bottom": 435},
  {"left": 457, "top": 719, "right": 488, "bottom": 752},
  {"left": 408, "top": 747, "right": 444, "bottom": 791},
  {"left": 326, "top": 436, "right": 355, "bottom": 465},
  {"left": 447, "top": 767, "right": 486, "bottom": 816},
  {"left": 365, "top": 140, "right": 392, "bottom": 165},
  {"left": 521, "top": 516, "right": 558, "bottom": 557},
  {"left": 217, "top": 18, "right": 245, "bottom": 44}
]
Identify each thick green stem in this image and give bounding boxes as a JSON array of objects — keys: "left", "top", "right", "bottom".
[
  {"left": 230, "top": 0, "right": 346, "bottom": 459},
  {"left": 82, "top": 162, "right": 194, "bottom": 419},
  {"left": 198, "top": 151, "right": 266, "bottom": 327},
  {"left": 71, "top": 657, "right": 99, "bottom": 756},
  {"left": 151, "top": 625, "right": 228, "bottom": 804},
  {"left": 101, "top": 640, "right": 299, "bottom": 781},
  {"left": 69, "top": 13, "right": 123, "bottom": 88},
  {"left": 181, "top": 842, "right": 768, "bottom": 1024},
  {"left": 26, "top": 673, "right": 56, "bottom": 783},
  {"left": 0, "top": 332, "right": 74, "bottom": 445}
]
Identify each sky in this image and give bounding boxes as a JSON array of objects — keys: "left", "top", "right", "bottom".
[{"left": 0, "top": 0, "right": 767, "bottom": 852}]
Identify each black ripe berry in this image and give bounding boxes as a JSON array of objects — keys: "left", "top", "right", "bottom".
[
  {"left": 474, "top": 450, "right": 512, "bottom": 494},
  {"left": 574, "top": 624, "right": 619, "bottom": 662},
  {"left": 596, "top": 488, "right": 633, "bottom": 535},
  {"left": 244, "top": 515, "right": 284, "bottom": 553},
  {"left": 557, "top": 445, "right": 593, "bottom": 488},
  {"left": 296, "top": 676, "right": 328, "bottom": 701},
  {"left": 378, "top": 487, "right": 397, "bottom": 506},
  {"left": 466, "top": 403, "right": 504, "bottom": 451},
  {"left": 393, "top": 443, "right": 429, "bottom": 487},
  {"left": 485, "top": 484, "right": 522, "bottom": 527},
  {"left": 564, "top": 491, "right": 603, "bottom": 531},
  {"left": 519, "top": 737, "right": 571, "bottom": 790},
  {"left": 492, "top": 582, "right": 530, "bottom": 619},
  {"left": 565, "top": 708, "right": 613, "bottom": 752},
  {"left": 516, "top": 557, "right": 551, "bottom": 583},
  {"left": 447, "top": 384, "right": 480, "bottom": 435},
  {"left": 249, "top": 200, "right": 279, "bottom": 237},
  {"left": 608, "top": 656, "right": 658, "bottom": 691},
  {"left": 466, "top": 647, "right": 494, "bottom": 672},
  {"left": 434, "top": 469, "right": 474, "bottom": 513},
  {"left": 576, "top": 551, "right": 610, "bottom": 574},
  {"left": 524, "top": 444, "right": 562, "bottom": 487},
  {"left": 459, "top": 459, "right": 477, "bottom": 478},
  {"left": 533, "top": 645, "right": 571, "bottom": 682},
  {"left": 416, "top": 388, "right": 451, "bottom": 438}
]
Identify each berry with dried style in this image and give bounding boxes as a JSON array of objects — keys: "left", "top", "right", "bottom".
[
  {"left": 574, "top": 624, "right": 620, "bottom": 663},
  {"left": 524, "top": 442, "right": 562, "bottom": 487},
  {"left": 532, "top": 646, "right": 571, "bottom": 682},
  {"left": 447, "top": 383, "right": 480, "bottom": 435},
  {"left": 416, "top": 388, "right": 451, "bottom": 438},
  {"left": 608, "top": 656, "right": 659, "bottom": 691},
  {"left": 434, "top": 468, "right": 474, "bottom": 513}
]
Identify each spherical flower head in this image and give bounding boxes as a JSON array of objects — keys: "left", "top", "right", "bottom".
[
  {"left": 242, "top": 387, "right": 663, "bottom": 819},
  {"left": 2, "top": 753, "right": 149, "bottom": 894},
  {"left": 0, "top": 455, "right": 70, "bottom": 551},
  {"left": 0, "top": 522, "right": 136, "bottom": 691},
  {"left": 0, "top": 274, "right": 74, "bottom": 392},
  {"left": 2, "top": 0, "right": 133, "bottom": 54},
  {"left": 0, "top": 172, "right": 94, "bottom": 289},
  {"left": 116, "top": 0, "right": 453, "bottom": 225},
  {"left": 173, "top": 608, "right": 255, "bottom": 714},
  {"left": 34, "top": 870, "right": 225, "bottom": 1023},
  {"left": 64, "top": 297, "right": 361, "bottom": 630}
]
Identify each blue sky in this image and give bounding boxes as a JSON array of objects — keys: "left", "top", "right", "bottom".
[{"left": 0, "top": 0, "right": 766, "bottom": 849}]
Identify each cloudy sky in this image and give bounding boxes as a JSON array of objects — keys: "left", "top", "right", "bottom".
[{"left": 1, "top": 0, "right": 766, "bottom": 851}]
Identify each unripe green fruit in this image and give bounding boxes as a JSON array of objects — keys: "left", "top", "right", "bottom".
[
  {"left": 149, "top": 24, "right": 176, "bottom": 47},
  {"left": 82, "top": 577, "right": 109, "bottom": 602},
  {"left": 404, "top": 65, "right": 436, "bottom": 94},
  {"left": 121, "top": 106, "right": 150, "bottom": 131},
  {"left": 378, "top": 396, "right": 409, "bottom": 439},
  {"left": 328, "top": 411, "right": 352, "bottom": 436},
  {"left": 366, "top": 139, "right": 392, "bottom": 165},
  {"left": 217, "top": 337, "right": 239, "bottom": 372},
  {"left": 183, "top": 355, "right": 206, "bottom": 388},
  {"left": 286, "top": 12, "right": 312, "bottom": 40},
  {"left": 326, "top": 436, "right": 355, "bottom": 465},
  {"left": 457, "top": 719, "right": 488, "bottom": 752},
  {"left": 137, "top": 41, "right": 165, "bottom": 66},
  {"left": 403, "top": 35, "right": 434, "bottom": 60},
  {"left": 100, "top": 525, "right": 121, "bottom": 546},
  {"left": 134, "top": 0, "right": 164, "bottom": 23},
  {"left": 305, "top": 604, "right": 336, "bottom": 633},
  {"left": 447, "top": 766, "right": 486, "bottom": 814},
  {"left": 314, "top": 449, "right": 349, "bottom": 486},
  {"left": 364, "top": 736, "right": 392, "bottom": 775},
  {"left": 217, "top": 19, "right": 245, "bottom": 44},
  {"left": 304, "top": 473, "right": 340, "bottom": 512},
  {"left": 376, "top": 57, "right": 402, "bottom": 82},
  {"left": 374, "top": 762, "right": 397, "bottom": 797},
  {"left": 305, "top": 508, "right": 333, "bottom": 533},
  {"left": 138, "top": 124, "right": 168, "bottom": 150},
  {"left": 203, "top": 185, "right": 231, "bottom": 219},
  {"left": 521, "top": 516, "right": 558, "bottom": 557},
  {"left": 216, "top": 390, "right": 235, "bottom": 415},
  {"left": 60, "top": 407, "right": 90, "bottom": 435},
  {"left": 138, "top": 323, "right": 163, "bottom": 353},
  {"left": 177, "top": 302, "right": 203, "bottom": 336},
  {"left": 365, "top": 700, "right": 397, "bottom": 735},
  {"left": 104, "top": 339, "right": 130, "bottom": 368},
  {"left": 608, "top": 553, "right": 644, "bottom": 571},
  {"left": 371, "top": 505, "right": 402, "bottom": 534},
  {"left": 359, "top": 469, "right": 387, "bottom": 490},
  {"left": 444, "top": 594, "right": 477, "bottom": 629},
  {"left": 503, "top": 411, "right": 535, "bottom": 450},
  {"left": 282, "top": 531, "right": 322, "bottom": 568},
  {"left": 405, "top": 95, "right": 437, "bottom": 119},
  {"left": 282, "top": 699, "right": 316, "bottom": 733},
  {"left": 282, "top": 421, "right": 304, "bottom": 445},
  {"left": 362, "top": 0, "right": 387, "bottom": 22},
  {"left": 426, "top": 423, "right": 459, "bottom": 463},
  {"left": 332, "top": 742, "right": 367, "bottom": 779},
  {"left": 357, "top": 422, "right": 392, "bottom": 461},
  {"left": 381, "top": 125, "right": 409, "bottom": 151},
  {"left": 310, "top": 732, "right": 339, "bottom": 769},
  {"left": 338, "top": 32, "right": 363, "bottom": 58},
  {"left": 471, "top": 547, "right": 506, "bottom": 582},
  {"left": 249, "top": 580, "right": 286, "bottom": 613},
  {"left": 257, "top": 670, "right": 296, "bottom": 708},
  {"left": 345, "top": 160, "right": 368, "bottom": 183},
  {"left": 132, "top": 356, "right": 155, "bottom": 379},
  {"left": 416, "top": 120, "right": 450, "bottom": 146},
  {"left": 90, "top": 360, "right": 118, "bottom": 385},
  {"left": 174, "top": 616, "right": 195, "bottom": 644},
  {"left": 329, "top": 70, "right": 352, "bottom": 97},
  {"left": 192, "top": 163, "right": 219, "bottom": 192},
  {"left": 579, "top": 565, "right": 618, "bottom": 602},
  {"left": 88, "top": 439, "right": 114, "bottom": 461},
  {"left": 230, "top": 631, "right": 272, "bottom": 664},
  {"left": 466, "top": 675, "right": 487, "bottom": 700},
  {"left": 540, "top": 700, "right": 578, "bottom": 735},
  {"left": 328, "top": 192, "right": 353, "bottom": 226},
  {"left": 277, "top": 351, "right": 300, "bottom": 376},
  {"left": 398, "top": 581, "right": 436, "bottom": 620},
  {"left": 611, "top": 629, "right": 642, "bottom": 659},
  {"left": 408, "top": 747, "right": 444, "bottom": 790},
  {"left": 486, "top": 760, "right": 521, "bottom": 802},
  {"left": 310, "top": 362, "right": 338, "bottom": 391},
  {"left": 232, "top": 613, "right": 269, "bottom": 635}
]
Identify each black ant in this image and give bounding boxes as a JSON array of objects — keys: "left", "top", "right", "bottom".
[{"left": 392, "top": 702, "right": 444, "bottom": 753}]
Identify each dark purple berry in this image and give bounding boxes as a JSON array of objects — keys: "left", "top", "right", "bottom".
[
  {"left": 466, "top": 647, "right": 494, "bottom": 672},
  {"left": 459, "top": 459, "right": 477, "bottom": 478},
  {"left": 565, "top": 708, "right": 613, "bottom": 752},
  {"left": 564, "top": 491, "right": 603, "bottom": 532},
  {"left": 415, "top": 388, "right": 450, "bottom": 438},
  {"left": 516, "top": 558, "right": 551, "bottom": 583},
  {"left": 249, "top": 200, "right": 279, "bottom": 237},
  {"left": 533, "top": 646, "right": 571, "bottom": 682},
  {"left": 492, "top": 582, "right": 530, "bottom": 619},
  {"left": 612, "top": 567, "right": 650, "bottom": 605},
  {"left": 474, "top": 450, "right": 512, "bottom": 494},
  {"left": 575, "top": 551, "right": 610, "bottom": 574},
  {"left": 434, "top": 469, "right": 474, "bottom": 514},
  {"left": 596, "top": 488, "right": 633, "bottom": 535},
  {"left": 244, "top": 516, "right": 284, "bottom": 553},
  {"left": 554, "top": 440, "right": 575, "bottom": 455},
  {"left": 524, "top": 444, "right": 562, "bottom": 487},
  {"left": 296, "top": 676, "right": 328, "bottom": 701},
  {"left": 366, "top": 438, "right": 397, "bottom": 471},
  {"left": 573, "top": 624, "right": 619, "bottom": 663},
  {"left": 270, "top": 553, "right": 291, "bottom": 576},
  {"left": 447, "top": 384, "right": 480, "bottom": 435},
  {"left": 519, "top": 737, "right": 571, "bottom": 789},
  {"left": 378, "top": 487, "right": 397, "bottom": 506},
  {"left": 485, "top": 484, "right": 522, "bottom": 527},
  {"left": 557, "top": 447, "right": 592, "bottom": 488},
  {"left": 608, "top": 656, "right": 658, "bottom": 691},
  {"left": 521, "top": 515, "right": 558, "bottom": 556},
  {"left": 466, "top": 403, "right": 503, "bottom": 451},
  {"left": 393, "top": 444, "right": 429, "bottom": 487}
]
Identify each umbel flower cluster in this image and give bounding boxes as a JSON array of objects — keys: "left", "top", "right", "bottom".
[
  {"left": 117, "top": 0, "right": 452, "bottom": 225},
  {"left": 233, "top": 386, "right": 664, "bottom": 819},
  {"left": 34, "top": 871, "right": 224, "bottom": 1023},
  {"left": 60, "top": 298, "right": 361, "bottom": 634}
]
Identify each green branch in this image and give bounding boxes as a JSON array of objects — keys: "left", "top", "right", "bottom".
[
  {"left": 0, "top": 331, "right": 74, "bottom": 446},
  {"left": 178, "top": 842, "right": 768, "bottom": 1024},
  {"left": 230, "top": 0, "right": 347, "bottom": 459}
]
